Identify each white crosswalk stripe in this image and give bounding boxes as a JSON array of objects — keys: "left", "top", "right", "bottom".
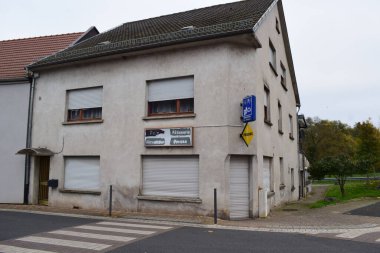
[
  {"left": 336, "top": 227, "right": 380, "bottom": 239},
  {"left": 48, "top": 230, "right": 135, "bottom": 242},
  {"left": 97, "top": 221, "right": 172, "bottom": 230},
  {"left": 17, "top": 236, "right": 111, "bottom": 251},
  {"left": 0, "top": 220, "right": 175, "bottom": 253},
  {"left": 76, "top": 225, "right": 155, "bottom": 235},
  {"left": 0, "top": 245, "right": 57, "bottom": 253}
]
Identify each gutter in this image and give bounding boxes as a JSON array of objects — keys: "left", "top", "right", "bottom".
[{"left": 24, "top": 71, "right": 39, "bottom": 204}]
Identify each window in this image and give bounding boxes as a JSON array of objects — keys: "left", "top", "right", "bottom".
[
  {"left": 289, "top": 114, "right": 294, "bottom": 139},
  {"left": 147, "top": 76, "right": 194, "bottom": 116},
  {"left": 64, "top": 157, "right": 100, "bottom": 191},
  {"left": 67, "top": 87, "right": 103, "bottom": 122},
  {"left": 142, "top": 156, "right": 199, "bottom": 198},
  {"left": 269, "top": 40, "right": 277, "bottom": 74},
  {"left": 280, "top": 157, "right": 285, "bottom": 188},
  {"left": 263, "top": 157, "right": 273, "bottom": 192},
  {"left": 264, "top": 86, "right": 271, "bottom": 123},
  {"left": 278, "top": 101, "right": 283, "bottom": 133},
  {"left": 280, "top": 62, "right": 287, "bottom": 89},
  {"left": 291, "top": 168, "right": 295, "bottom": 191},
  {"left": 276, "top": 18, "right": 280, "bottom": 34}
]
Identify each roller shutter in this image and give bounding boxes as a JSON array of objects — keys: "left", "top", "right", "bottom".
[
  {"left": 230, "top": 156, "right": 249, "bottom": 219},
  {"left": 142, "top": 156, "right": 199, "bottom": 198},
  {"left": 263, "top": 157, "right": 271, "bottom": 192}
]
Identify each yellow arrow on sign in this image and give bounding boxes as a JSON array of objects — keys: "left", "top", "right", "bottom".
[{"left": 241, "top": 123, "right": 254, "bottom": 147}]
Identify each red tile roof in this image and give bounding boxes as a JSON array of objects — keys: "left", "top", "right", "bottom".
[{"left": 0, "top": 32, "right": 84, "bottom": 81}]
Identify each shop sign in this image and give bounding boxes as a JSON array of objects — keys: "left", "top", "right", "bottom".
[
  {"left": 242, "top": 95, "right": 256, "bottom": 123},
  {"left": 241, "top": 123, "right": 254, "bottom": 147},
  {"left": 145, "top": 127, "right": 193, "bottom": 147}
]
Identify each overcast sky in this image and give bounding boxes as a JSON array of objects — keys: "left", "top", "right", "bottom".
[{"left": 1, "top": 0, "right": 379, "bottom": 127}]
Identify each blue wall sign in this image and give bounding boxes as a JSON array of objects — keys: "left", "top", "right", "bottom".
[{"left": 242, "top": 95, "right": 256, "bottom": 123}]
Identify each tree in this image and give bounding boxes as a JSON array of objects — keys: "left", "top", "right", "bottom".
[
  {"left": 301, "top": 118, "right": 357, "bottom": 164},
  {"left": 309, "top": 155, "right": 357, "bottom": 197},
  {"left": 353, "top": 120, "right": 380, "bottom": 177}
]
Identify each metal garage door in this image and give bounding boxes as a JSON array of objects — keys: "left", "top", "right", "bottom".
[
  {"left": 229, "top": 156, "right": 250, "bottom": 219},
  {"left": 142, "top": 156, "right": 199, "bottom": 198}
]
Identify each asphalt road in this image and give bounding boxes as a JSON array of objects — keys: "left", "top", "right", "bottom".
[
  {"left": 348, "top": 201, "right": 380, "bottom": 217},
  {"left": 114, "top": 227, "right": 380, "bottom": 253},
  {"left": 0, "top": 211, "right": 379, "bottom": 253},
  {"left": 0, "top": 211, "right": 96, "bottom": 240}
]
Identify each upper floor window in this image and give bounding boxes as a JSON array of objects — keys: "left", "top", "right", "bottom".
[
  {"left": 278, "top": 101, "right": 283, "bottom": 133},
  {"left": 280, "top": 62, "right": 287, "bottom": 90},
  {"left": 147, "top": 76, "right": 194, "bottom": 116},
  {"left": 289, "top": 114, "right": 294, "bottom": 140},
  {"left": 67, "top": 87, "right": 103, "bottom": 122},
  {"left": 269, "top": 40, "right": 277, "bottom": 75},
  {"left": 276, "top": 18, "right": 280, "bottom": 34},
  {"left": 264, "top": 85, "right": 271, "bottom": 124}
]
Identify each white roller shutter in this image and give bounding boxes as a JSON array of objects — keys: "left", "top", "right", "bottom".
[
  {"left": 64, "top": 157, "right": 100, "bottom": 190},
  {"left": 148, "top": 77, "right": 194, "bottom": 102},
  {"left": 263, "top": 157, "right": 271, "bottom": 192},
  {"left": 68, "top": 87, "right": 103, "bottom": 109},
  {"left": 142, "top": 156, "right": 199, "bottom": 198},
  {"left": 230, "top": 156, "right": 249, "bottom": 219}
]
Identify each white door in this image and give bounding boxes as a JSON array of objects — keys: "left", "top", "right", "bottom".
[
  {"left": 142, "top": 156, "right": 199, "bottom": 198},
  {"left": 229, "top": 156, "right": 250, "bottom": 219}
]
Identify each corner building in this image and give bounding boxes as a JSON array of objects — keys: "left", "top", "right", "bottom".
[{"left": 26, "top": 0, "right": 301, "bottom": 219}]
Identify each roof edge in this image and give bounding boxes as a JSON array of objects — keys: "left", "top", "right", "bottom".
[{"left": 277, "top": 0, "right": 301, "bottom": 107}]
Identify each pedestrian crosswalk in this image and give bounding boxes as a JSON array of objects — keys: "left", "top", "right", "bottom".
[{"left": 0, "top": 220, "right": 174, "bottom": 253}]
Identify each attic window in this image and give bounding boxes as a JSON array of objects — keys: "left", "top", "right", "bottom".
[
  {"left": 98, "top": 41, "right": 111, "bottom": 46},
  {"left": 276, "top": 18, "right": 280, "bottom": 34},
  {"left": 181, "top": 26, "right": 195, "bottom": 31}
]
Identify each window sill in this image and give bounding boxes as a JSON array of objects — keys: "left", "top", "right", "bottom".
[
  {"left": 278, "top": 130, "right": 284, "bottom": 135},
  {"left": 264, "top": 120, "right": 273, "bottom": 126},
  {"left": 59, "top": 189, "right": 101, "bottom": 195},
  {"left": 143, "top": 113, "right": 196, "bottom": 121},
  {"left": 62, "top": 119, "right": 104, "bottom": 125},
  {"left": 267, "top": 191, "right": 275, "bottom": 198},
  {"left": 279, "top": 184, "right": 286, "bottom": 190},
  {"left": 269, "top": 62, "right": 278, "bottom": 77},
  {"left": 137, "top": 195, "right": 202, "bottom": 203}
]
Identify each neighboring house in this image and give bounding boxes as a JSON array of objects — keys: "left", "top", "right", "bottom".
[
  {"left": 26, "top": 0, "right": 301, "bottom": 219},
  {"left": 0, "top": 27, "right": 98, "bottom": 204}
]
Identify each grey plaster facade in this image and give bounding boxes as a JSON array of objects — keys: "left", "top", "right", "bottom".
[
  {"left": 28, "top": 3, "right": 300, "bottom": 219},
  {"left": 0, "top": 82, "right": 29, "bottom": 203}
]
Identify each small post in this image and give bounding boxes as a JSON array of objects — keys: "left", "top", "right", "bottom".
[
  {"left": 214, "top": 188, "right": 217, "bottom": 224},
  {"left": 109, "top": 185, "right": 113, "bottom": 217}
]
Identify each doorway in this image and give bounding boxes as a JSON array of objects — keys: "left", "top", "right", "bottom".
[{"left": 38, "top": 157, "right": 50, "bottom": 205}]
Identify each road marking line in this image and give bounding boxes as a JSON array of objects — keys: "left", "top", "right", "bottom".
[
  {"left": 336, "top": 227, "right": 380, "bottom": 239},
  {"left": 0, "top": 245, "right": 57, "bottom": 253},
  {"left": 97, "top": 221, "right": 172, "bottom": 230},
  {"left": 76, "top": 225, "right": 155, "bottom": 235},
  {"left": 49, "top": 230, "right": 135, "bottom": 242},
  {"left": 17, "top": 236, "right": 110, "bottom": 251}
]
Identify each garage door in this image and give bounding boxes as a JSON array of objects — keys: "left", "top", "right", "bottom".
[
  {"left": 142, "top": 156, "right": 199, "bottom": 198},
  {"left": 230, "top": 156, "right": 249, "bottom": 219}
]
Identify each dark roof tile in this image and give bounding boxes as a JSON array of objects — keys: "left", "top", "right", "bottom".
[{"left": 30, "top": 0, "right": 275, "bottom": 68}]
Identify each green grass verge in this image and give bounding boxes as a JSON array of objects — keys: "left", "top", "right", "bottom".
[{"left": 310, "top": 180, "right": 380, "bottom": 208}]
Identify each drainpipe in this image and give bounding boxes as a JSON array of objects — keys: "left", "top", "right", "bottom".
[{"left": 24, "top": 71, "right": 39, "bottom": 204}]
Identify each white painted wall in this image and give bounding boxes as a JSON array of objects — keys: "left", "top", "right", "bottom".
[{"left": 0, "top": 82, "right": 29, "bottom": 203}]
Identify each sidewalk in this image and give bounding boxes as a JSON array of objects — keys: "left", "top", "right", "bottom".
[{"left": 1, "top": 185, "right": 379, "bottom": 231}]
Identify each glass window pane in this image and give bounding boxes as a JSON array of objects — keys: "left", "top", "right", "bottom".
[
  {"left": 180, "top": 99, "right": 194, "bottom": 113},
  {"left": 151, "top": 100, "right": 176, "bottom": 114},
  {"left": 68, "top": 110, "right": 80, "bottom": 121}
]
